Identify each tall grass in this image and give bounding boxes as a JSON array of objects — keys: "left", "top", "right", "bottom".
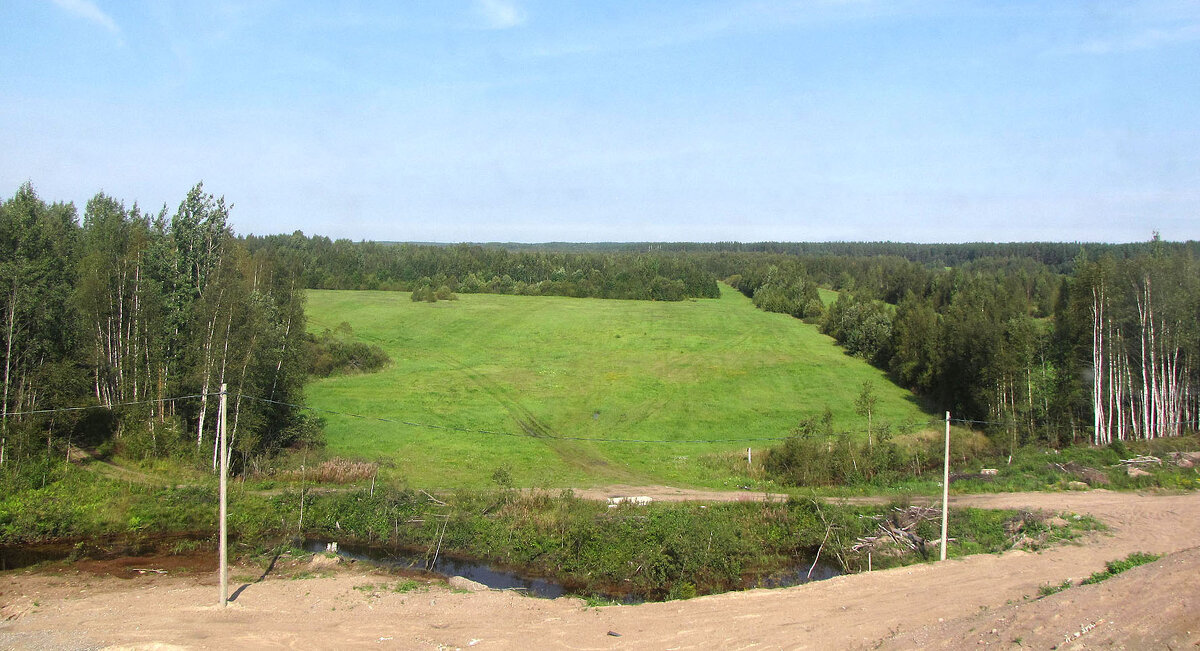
[{"left": 304, "top": 285, "right": 932, "bottom": 489}]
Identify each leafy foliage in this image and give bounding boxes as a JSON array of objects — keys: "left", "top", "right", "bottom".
[
  {"left": 1, "top": 182, "right": 311, "bottom": 477},
  {"left": 305, "top": 324, "right": 390, "bottom": 377}
]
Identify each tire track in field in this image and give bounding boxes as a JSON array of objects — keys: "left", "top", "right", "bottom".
[{"left": 436, "top": 354, "right": 644, "bottom": 482}]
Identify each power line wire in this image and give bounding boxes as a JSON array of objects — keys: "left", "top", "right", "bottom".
[
  {"left": 10, "top": 392, "right": 1192, "bottom": 443},
  {"left": 950, "top": 416, "right": 1200, "bottom": 428},
  {"left": 5, "top": 393, "right": 215, "bottom": 418},
  {"left": 0, "top": 391, "right": 964, "bottom": 440},
  {"left": 237, "top": 393, "right": 927, "bottom": 443}
]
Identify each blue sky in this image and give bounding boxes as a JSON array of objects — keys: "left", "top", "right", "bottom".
[{"left": 2, "top": 1, "right": 1198, "bottom": 242}]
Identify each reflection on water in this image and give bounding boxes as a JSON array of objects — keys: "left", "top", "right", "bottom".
[
  {"left": 756, "top": 561, "right": 841, "bottom": 588},
  {"left": 0, "top": 533, "right": 210, "bottom": 571},
  {"left": 304, "top": 539, "right": 570, "bottom": 599}
]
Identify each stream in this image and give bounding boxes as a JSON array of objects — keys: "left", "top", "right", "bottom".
[
  {"left": 304, "top": 538, "right": 841, "bottom": 602},
  {"left": 302, "top": 539, "right": 576, "bottom": 599},
  {"left": 1, "top": 535, "right": 842, "bottom": 602}
]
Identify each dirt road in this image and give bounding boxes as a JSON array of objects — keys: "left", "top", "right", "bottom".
[{"left": 2, "top": 489, "right": 1198, "bottom": 649}]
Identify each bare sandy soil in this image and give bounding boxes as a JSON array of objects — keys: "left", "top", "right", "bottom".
[
  {"left": 2, "top": 489, "right": 1198, "bottom": 650},
  {"left": 570, "top": 484, "right": 792, "bottom": 503}
]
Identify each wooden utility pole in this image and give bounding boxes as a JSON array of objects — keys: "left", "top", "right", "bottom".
[
  {"left": 219, "top": 383, "right": 228, "bottom": 607},
  {"left": 940, "top": 411, "right": 950, "bottom": 562}
]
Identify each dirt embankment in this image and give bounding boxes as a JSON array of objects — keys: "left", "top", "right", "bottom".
[{"left": 2, "top": 490, "right": 1198, "bottom": 650}]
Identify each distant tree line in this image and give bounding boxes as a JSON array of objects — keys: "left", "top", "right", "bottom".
[
  {"left": 240, "top": 234, "right": 720, "bottom": 301},
  {"left": 1, "top": 182, "right": 311, "bottom": 478},
  {"left": 480, "top": 240, "right": 1200, "bottom": 271}
]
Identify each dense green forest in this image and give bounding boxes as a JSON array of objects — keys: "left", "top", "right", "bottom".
[
  {"left": 0, "top": 183, "right": 310, "bottom": 479},
  {"left": 712, "top": 243, "right": 1198, "bottom": 446},
  {"left": 241, "top": 234, "right": 720, "bottom": 301}
]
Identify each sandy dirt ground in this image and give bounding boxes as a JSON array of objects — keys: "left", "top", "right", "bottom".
[
  {"left": 570, "top": 485, "right": 792, "bottom": 503},
  {"left": 2, "top": 489, "right": 1198, "bottom": 650}
]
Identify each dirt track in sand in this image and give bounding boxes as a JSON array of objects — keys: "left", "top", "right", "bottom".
[{"left": 2, "top": 489, "right": 1199, "bottom": 650}]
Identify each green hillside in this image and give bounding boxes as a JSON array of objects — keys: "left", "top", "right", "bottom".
[{"left": 304, "top": 284, "right": 932, "bottom": 489}]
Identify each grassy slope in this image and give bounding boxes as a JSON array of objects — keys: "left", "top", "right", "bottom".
[
  {"left": 305, "top": 284, "right": 931, "bottom": 489},
  {"left": 818, "top": 287, "right": 840, "bottom": 307}
]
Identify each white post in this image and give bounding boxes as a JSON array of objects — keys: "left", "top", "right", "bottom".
[
  {"left": 747, "top": 447, "right": 752, "bottom": 467},
  {"left": 940, "top": 411, "right": 950, "bottom": 561},
  {"left": 219, "top": 383, "right": 228, "bottom": 606}
]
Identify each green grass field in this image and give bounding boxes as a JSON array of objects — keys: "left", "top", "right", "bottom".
[
  {"left": 818, "top": 287, "right": 840, "bottom": 307},
  {"left": 304, "top": 284, "right": 932, "bottom": 489}
]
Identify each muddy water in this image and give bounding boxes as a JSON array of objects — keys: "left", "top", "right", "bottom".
[
  {"left": 306, "top": 538, "right": 842, "bottom": 602},
  {"left": 304, "top": 539, "right": 574, "bottom": 599},
  {"left": 0, "top": 532, "right": 213, "bottom": 572},
  {"left": 2, "top": 535, "right": 841, "bottom": 602}
]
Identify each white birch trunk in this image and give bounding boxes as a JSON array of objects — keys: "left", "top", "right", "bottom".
[
  {"left": 1091, "top": 284, "right": 1105, "bottom": 444},
  {"left": 212, "top": 309, "right": 234, "bottom": 470},
  {"left": 1, "top": 284, "right": 15, "bottom": 467},
  {"left": 196, "top": 291, "right": 224, "bottom": 448}
]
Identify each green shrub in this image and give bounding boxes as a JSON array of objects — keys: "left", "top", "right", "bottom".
[{"left": 305, "top": 326, "right": 390, "bottom": 377}]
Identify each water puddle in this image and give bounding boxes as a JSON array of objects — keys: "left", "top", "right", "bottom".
[
  {"left": 0, "top": 533, "right": 212, "bottom": 572},
  {"left": 754, "top": 562, "right": 841, "bottom": 588},
  {"left": 304, "top": 539, "right": 573, "bottom": 599}
]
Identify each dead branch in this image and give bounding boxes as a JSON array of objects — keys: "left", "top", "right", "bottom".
[
  {"left": 808, "top": 527, "right": 831, "bottom": 580},
  {"left": 1118, "top": 455, "right": 1161, "bottom": 466},
  {"left": 420, "top": 489, "right": 448, "bottom": 506}
]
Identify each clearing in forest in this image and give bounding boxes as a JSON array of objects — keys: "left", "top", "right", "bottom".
[{"left": 305, "top": 284, "right": 930, "bottom": 489}]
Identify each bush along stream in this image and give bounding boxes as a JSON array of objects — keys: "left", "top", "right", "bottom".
[
  {"left": 1, "top": 470, "right": 1100, "bottom": 602},
  {"left": 284, "top": 487, "right": 1098, "bottom": 601},
  {"left": 293, "top": 489, "right": 849, "bottom": 601}
]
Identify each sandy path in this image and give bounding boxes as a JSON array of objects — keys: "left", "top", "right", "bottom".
[
  {"left": 569, "top": 484, "right": 792, "bottom": 503},
  {"left": 2, "top": 489, "right": 1198, "bottom": 650}
]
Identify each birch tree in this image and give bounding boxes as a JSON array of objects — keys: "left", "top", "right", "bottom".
[
  {"left": 1076, "top": 242, "right": 1198, "bottom": 443},
  {"left": 0, "top": 184, "right": 79, "bottom": 467}
]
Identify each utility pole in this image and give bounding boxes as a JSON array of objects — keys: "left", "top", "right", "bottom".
[
  {"left": 219, "top": 383, "right": 228, "bottom": 607},
  {"left": 940, "top": 411, "right": 950, "bottom": 561}
]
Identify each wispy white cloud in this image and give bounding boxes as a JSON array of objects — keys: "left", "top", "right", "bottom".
[
  {"left": 49, "top": 0, "right": 120, "bottom": 34},
  {"left": 474, "top": 0, "right": 526, "bottom": 30}
]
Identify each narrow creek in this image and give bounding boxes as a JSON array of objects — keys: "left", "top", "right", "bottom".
[
  {"left": 0, "top": 533, "right": 211, "bottom": 572},
  {"left": 304, "top": 538, "right": 842, "bottom": 602},
  {"left": 2, "top": 535, "right": 842, "bottom": 602},
  {"left": 302, "top": 539, "right": 575, "bottom": 599}
]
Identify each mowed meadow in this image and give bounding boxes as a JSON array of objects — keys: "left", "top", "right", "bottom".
[{"left": 304, "top": 284, "right": 932, "bottom": 489}]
